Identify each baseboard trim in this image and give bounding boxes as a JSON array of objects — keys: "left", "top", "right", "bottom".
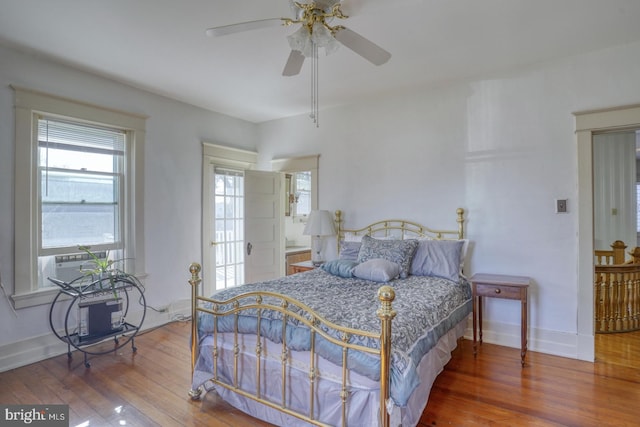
[
  {"left": 464, "top": 318, "right": 592, "bottom": 361},
  {"left": 0, "top": 302, "right": 191, "bottom": 373}
]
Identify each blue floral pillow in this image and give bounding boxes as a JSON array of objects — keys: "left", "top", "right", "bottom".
[{"left": 357, "top": 235, "right": 419, "bottom": 278}]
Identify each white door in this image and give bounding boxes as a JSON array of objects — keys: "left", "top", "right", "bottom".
[
  {"left": 244, "top": 170, "right": 284, "bottom": 283},
  {"left": 209, "top": 166, "right": 246, "bottom": 293}
]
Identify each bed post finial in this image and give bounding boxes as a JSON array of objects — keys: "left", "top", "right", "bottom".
[
  {"left": 377, "top": 285, "right": 396, "bottom": 427},
  {"left": 456, "top": 208, "right": 465, "bottom": 239},
  {"left": 188, "top": 263, "right": 202, "bottom": 400},
  {"left": 189, "top": 262, "right": 202, "bottom": 282}
]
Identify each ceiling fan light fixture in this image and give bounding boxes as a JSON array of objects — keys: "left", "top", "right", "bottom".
[
  {"left": 311, "top": 22, "right": 340, "bottom": 55},
  {"left": 286, "top": 22, "right": 339, "bottom": 57},
  {"left": 287, "top": 26, "right": 311, "bottom": 55}
]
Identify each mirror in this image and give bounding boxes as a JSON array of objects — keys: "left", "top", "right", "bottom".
[{"left": 285, "top": 171, "right": 311, "bottom": 219}]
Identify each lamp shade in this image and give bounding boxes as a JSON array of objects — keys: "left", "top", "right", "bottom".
[{"left": 303, "top": 210, "right": 336, "bottom": 236}]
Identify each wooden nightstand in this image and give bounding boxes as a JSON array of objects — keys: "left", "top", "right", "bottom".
[
  {"left": 290, "top": 260, "right": 316, "bottom": 274},
  {"left": 286, "top": 249, "right": 311, "bottom": 275},
  {"left": 470, "top": 273, "right": 531, "bottom": 366}
]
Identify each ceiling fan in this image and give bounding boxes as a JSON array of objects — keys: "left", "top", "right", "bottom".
[{"left": 205, "top": 0, "right": 392, "bottom": 77}]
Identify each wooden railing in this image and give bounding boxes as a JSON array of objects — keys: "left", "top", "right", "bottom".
[
  {"left": 594, "top": 240, "right": 627, "bottom": 265},
  {"left": 594, "top": 239, "right": 640, "bottom": 333},
  {"left": 594, "top": 264, "right": 640, "bottom": 333}
]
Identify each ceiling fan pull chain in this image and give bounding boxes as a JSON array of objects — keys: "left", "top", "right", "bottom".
[
  {"left": 310, "top": 41, "right": 314, "bottom": 121},
  {"left": 310, "top": 41, "right": 319, "bottom": 127}
]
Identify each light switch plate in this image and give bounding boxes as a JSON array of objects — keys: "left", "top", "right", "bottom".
[{"left": 556, "top": 199, "right": 568, "bottom": 213}]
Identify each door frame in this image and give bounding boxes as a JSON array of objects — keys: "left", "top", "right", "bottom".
[
  {"left": 202, "top": 143, "right": 257, "bottom": 296},
  {"left": 575, "top": 104, "right": 640, "bottom": 362}
]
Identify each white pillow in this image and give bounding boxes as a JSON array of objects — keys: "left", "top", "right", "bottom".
[{"left": 353, "top": 259, "right": 400, "bottom": 282}]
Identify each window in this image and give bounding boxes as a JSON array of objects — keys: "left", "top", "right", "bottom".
[
  {"left": 293, "top": 171, "right": 312, "bottom": 217},
  {"left": 38, "top": 118, "right": 125, "bottom": 285},
  {"left": 12, "top": 87, "right": 146, "bottom": 309}
]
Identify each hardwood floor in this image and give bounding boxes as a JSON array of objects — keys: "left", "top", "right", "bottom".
[
  {"left": 1, "top": 321, "right": 638, "bottom": 427},
  {"left": 422, "top": 331, "right": 640, "bottom": 427}
]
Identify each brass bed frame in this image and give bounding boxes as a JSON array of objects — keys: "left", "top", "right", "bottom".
[{"left": 188, "top": 208, "right": 465, "bottom": 427}]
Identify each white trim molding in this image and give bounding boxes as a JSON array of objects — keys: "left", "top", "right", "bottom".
[
  {"left": 465, "top": 318, "right": 583, "bottom": 360},
  {"left": 203, "top": 142, "right": 258, "bottom": 170}
]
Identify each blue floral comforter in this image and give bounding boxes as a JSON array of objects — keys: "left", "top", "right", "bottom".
[{"left": 197, "top": 269, "right": 472, "bottom": 406}]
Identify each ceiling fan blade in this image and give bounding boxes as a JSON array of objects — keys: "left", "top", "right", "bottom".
[
  {"left": 282, "top": 50, "right": 305, "bottom": 76},
  {"left": 334, "top": 27, "right": 391, "bottom": 66},
  {"left": 206, "top": 18, "right": 283, "bottom": 37}
]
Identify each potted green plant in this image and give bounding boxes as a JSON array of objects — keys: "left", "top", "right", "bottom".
[{"left": 77, "top": 246, "right": 130, "bottom": 299}]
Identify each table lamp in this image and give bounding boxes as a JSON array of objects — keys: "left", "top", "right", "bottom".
[{"left": 303, "top": 210, "right": 336, "bottom": 266}]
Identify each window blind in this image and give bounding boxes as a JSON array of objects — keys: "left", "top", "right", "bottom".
[{"left": 38, "top": 117, "right": 125, "bottom": 155}]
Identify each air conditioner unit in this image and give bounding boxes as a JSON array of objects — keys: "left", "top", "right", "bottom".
[{"left": 55, "top": 251, "right": 107, "bottom": 283}]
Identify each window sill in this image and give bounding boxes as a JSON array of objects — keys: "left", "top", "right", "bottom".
[
  {"left": 11, "top": 271, "right": 147, "bottom": 310},
  {"left": 11, "top": 287, "right": 60, "bottom": 309}
]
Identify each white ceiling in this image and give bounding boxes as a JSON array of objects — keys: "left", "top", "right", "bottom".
[{"left": 2, "top": 0, "right": 640, "bottom": 123}]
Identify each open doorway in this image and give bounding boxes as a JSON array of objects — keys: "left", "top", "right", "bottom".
[
  {"left": 272, "top": 155, "right": 319, "bottom": 274},
  {"left": 576, "top": 105, "right": 640, "bottom": 364},
  {"left": 592, "top": 129, "right": 640, "bottom": 365}
]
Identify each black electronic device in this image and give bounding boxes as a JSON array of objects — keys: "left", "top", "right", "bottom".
[{"left": 78, "top": 297, "right": 124, "bottom": 341}]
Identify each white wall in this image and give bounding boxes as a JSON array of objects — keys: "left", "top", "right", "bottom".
[
  {"left": 3, "top": 36, "right": 640, "bottom": 370},
  {"left": 258, "top": 39, "right": 640, "bottom": 359},
  {"left": 0, "top": 44, "right": 258, "bottom": 370}
]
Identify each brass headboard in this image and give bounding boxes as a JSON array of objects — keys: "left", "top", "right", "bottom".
[{"left": 335, "top": 208, "right": 465, "bottom": 248}]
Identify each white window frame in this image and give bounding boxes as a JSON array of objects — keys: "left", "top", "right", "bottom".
[{"left": 11, "top": 86, "right": 147, "bottom": 309}]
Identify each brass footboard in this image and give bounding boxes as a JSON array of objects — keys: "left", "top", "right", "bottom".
[{"left": 187, "top": 263, "right": 395, "bottom": 427}]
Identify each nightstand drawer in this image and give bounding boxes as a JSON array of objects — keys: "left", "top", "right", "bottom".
[{"left": 474, "top": 283, "right": 522, "bottom": 300}]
